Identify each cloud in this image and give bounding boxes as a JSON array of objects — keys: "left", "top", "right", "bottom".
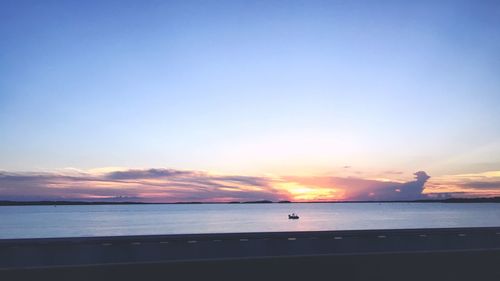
[
  {"left": 285, "top": 171, "right": 431, "bottom": 201},
  {"left": 2, "top": 168, "right": 499, "bottom": 202},
  {"left": 364, "top": 171, "right": 429, "bottom": 201},
  {"left": 209, "top": 176, "right": 270, "bottom": 187},
  {"left": 0, "top": 169, "right": 285, "bottom": 202},
  {"left": 461, "top": 181, "right": 500, "bottom": 189},
  {"left": 105, "top": 168, "right": 192, "bottom": 180},
  {"left": 424, "top": 170, "right": 500, "bottom": 198},
  {"left": 383, "top": 170, "right": 404, "bottom": 175}
]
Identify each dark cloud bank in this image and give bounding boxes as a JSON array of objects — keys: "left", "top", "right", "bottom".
[{"left": 338, "top": 171, "right": 430, "bottom": 201}]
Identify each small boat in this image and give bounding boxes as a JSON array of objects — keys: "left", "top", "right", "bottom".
[{"left": 288, "top": 213, "right": 299, "bottom": 219}]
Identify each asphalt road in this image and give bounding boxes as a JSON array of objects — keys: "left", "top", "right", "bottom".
[{"left": 1, "top": 227, "right": 500, "bottom": 269}]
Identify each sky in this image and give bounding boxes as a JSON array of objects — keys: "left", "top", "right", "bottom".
[{"left": 1, "top": 0, "right": 500, "bottom": 202}]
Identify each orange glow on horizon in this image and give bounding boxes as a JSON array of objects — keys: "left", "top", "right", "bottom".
[{"left": 276, "top": 181, "right": 342, "bottom": 201}]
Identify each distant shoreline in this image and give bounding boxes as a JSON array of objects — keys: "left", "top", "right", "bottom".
[{"left": 1, "top": 197, "right": 499, "bottom": 206}]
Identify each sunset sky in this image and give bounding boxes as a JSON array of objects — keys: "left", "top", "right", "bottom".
[{"left": 1, "top": 0, "right": 500, "bottom": 202}]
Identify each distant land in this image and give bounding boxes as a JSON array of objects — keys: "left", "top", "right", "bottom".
[{"left": 1, "top": 197, "right": 500, "bottom": 206}]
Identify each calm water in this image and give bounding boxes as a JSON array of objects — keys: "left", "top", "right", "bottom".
[{"left": 1, "top": 203, "right": 500, "bottom": 239}]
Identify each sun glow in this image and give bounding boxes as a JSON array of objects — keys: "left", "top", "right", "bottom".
[{"left": 277, "top": 181, "right": 340, "bottom": 201}]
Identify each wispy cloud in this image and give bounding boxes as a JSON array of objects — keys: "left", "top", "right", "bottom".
[
  {"left": 105, "top": 169, "right": 193, "bottom": 180},
  {"left": 1, "top": 168, "right": 499, "bottom": 202},
  {"left": 0, "top": 169, "right": 285, "bottom": 202},
  {"left": 424, "top": 171, "right": 500, "bottom": 198}
]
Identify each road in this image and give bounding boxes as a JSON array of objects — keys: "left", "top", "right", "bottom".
[{"left": 1, "top": 227, "right": 500, "bottom": 269}]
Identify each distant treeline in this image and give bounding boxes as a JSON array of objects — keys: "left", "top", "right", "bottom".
[
  {"left": 0, "top": 200, "right": 290, "bottom": 206},
  {"left": 314, "top": 197, "right": 500, "bottom": 204},
  {"left": 0, "top": 201, "right": 149, "bottom": 206},
  {"left": 0, "top": 197, "right": 499, "bottom": 206},
  {"left": 425, "top": 197, "right": 500, "bottom": 203}
]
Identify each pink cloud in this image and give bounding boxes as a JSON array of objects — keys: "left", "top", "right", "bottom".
[
  {"left": 285, "top": 171, "right": 430, "bottom": 201},
  {"left": 1, "top": 168, "right": 499, "bottom": 202},
  {"left": 0, "top": 169, "right": 288, "bottom": 202}
]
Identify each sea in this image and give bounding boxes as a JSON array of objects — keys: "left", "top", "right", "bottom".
[{"left": 1, "top": 203, "right": 500, "bottom": 239}]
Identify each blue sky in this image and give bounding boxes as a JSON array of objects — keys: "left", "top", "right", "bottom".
[{"left": 1, "top": 1, "right": 500, "bottom": 201}]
